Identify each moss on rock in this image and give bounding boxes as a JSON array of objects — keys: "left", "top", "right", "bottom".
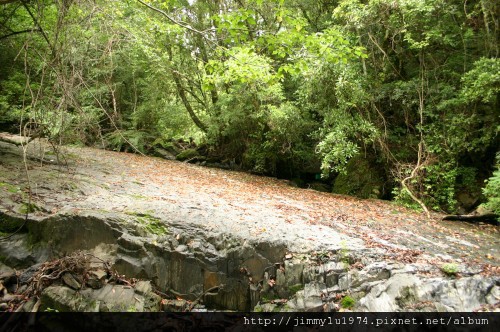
[{"left": 175, "top": 148, "right": 200, "bottom": 161}]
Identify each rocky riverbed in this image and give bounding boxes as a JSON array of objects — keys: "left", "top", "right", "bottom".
[{"left": 0, "top": 135, "right": 498, "bottom": 312}]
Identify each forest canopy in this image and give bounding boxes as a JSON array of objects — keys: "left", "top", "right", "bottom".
[{"left": 0, "top": 0, "right": 498, "bottom": 215}]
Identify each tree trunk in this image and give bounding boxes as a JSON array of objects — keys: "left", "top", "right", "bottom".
[{"left": 166, "top": 45, "right": 208, "bottom": 133}]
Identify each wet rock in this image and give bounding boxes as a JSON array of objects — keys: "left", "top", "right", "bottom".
[
  {"left": 18, "top": 263, "right": 42, "bottom": 284},
  {"left": 0, "top": 234, "right": 48, "bottom": 268},
  {"left": 261, "top": 272, "right": 272, "bottom": 293},
  {"left": 162, "top": 299, "right": 189, "bottom": 312},
  {"left": 350, "top": 262, "right": 391, "bottom": 288},
  {"left": 153, "top": 148, "right": 176, "bottom": 161},
  {"left": 303, "top": 265, "right": 325, "bottom": 284},
  {"left": 427, "top": 275, "right": 497, "bottom": 312},
  {"left": 338, "top": 273, "right": 351, "bottom": 291},
  {"left": 486, "top": 285, "right": 499, "bottom": 305},
  {"left": 62, "top": 273, "right": 81, "bottom": 290},
  {"left": 205, "top": 277, "right": 249, "bottom": 311},
  {"left": 39, "top": 282, "right": 162, "bottom": 312},
  {"left": 16, "top": 284, "right": 27, "bottom": 294},
  {"left": 0, "top": 271, "right": 17, "bottom": 289},
  {"left": 284, "top": 258, "right": 304, "bottom": 286},
  {"left": 175, "top": 245, "right": 188, "bottom": 253},
  {"left": 123, "top": 281, "right": 161, "bottom": 311},
  {"left": 325, "top": 272, "right": 339, "bottom": 288},
  {"left": 2, "top": 293, "right": 21, "bottom": 302},
  {"left": 0, "top": 263, "right": 15, "bottom": 278},
  {"left": 134, "top": 280, "right": 152, "bottom": 295},
  {"left": 303, "top": 283, "right": 325, "bottom": 310},
  {"left": 87, "top": 279, "right": 103, "bottom": 289},
  {"left": 175, "top": 149, "right": 199, "bottom": 162},
  {"left": 249, "top": 283, "right": 261, "bottom": 308},
  {"left": 289, "top": 290, "right": 306, "bottom": 310},
  {"left": 41, "top": 286, "right": 92, "bottom": 312},
  {"left": 259, "top": 303, "right": 277, "bottom": 312},
  {"left": 21, "top": 298, "right": 36, "bottom": 312},
  {"left": 93, "top": 284, "right": 138, "bottom": 312},
  {"left": 143, "top": 292, "right": 162, "bottom": 311},
  {"left": 113, "top": 255, "right": 149, "bottom": 280},
  {"left": 87, "top": 269, "right": 108, "bottom": 289},
  {"left": 242, "top": 255, "right": 270, "bottom": 284},
  {"left": 27, "top": 214, "right": 121, "bottom": 256},
  {"left": 357, "top": 273, "right": 420, "bottom": 311}
]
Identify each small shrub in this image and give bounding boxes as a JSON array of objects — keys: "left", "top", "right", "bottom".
[
  {"left": 441, "top": 263, "right": 458, "bottom": 276},
  {"left": 340, "top": 295, "right": 355, "bottom": 309}
]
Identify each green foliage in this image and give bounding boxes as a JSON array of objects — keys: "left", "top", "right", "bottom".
[
  {"left": 483, "top": 154, "right": 500, "bottom": 218},
  {"left": 127, "top": 212, "right": 168, "bottom": 236},
  {"left": 19, "top": 202, "right": 40, "bottom": 214},
  {"left": 288, "top": 284, "right": 304, "bottom": 295},
  {"left": 0, "top": 71, "right": 25, "bottom": 125},
  {"left": 0, "top": 0, "right": 498, "bottom": 213},
  {"left": 440, "top": 263, "right": 459, "bottom": 276},
  {"left": 392, "top": 187, "right": 423, "bottom": 212},
  {"left": 461, "top": 58, "right": 500, "bottom": 104},
  {"left": 298, "top": 61, "right": 378, "bottom": 175},
  {"left": 333, "top": 155, "right": 384, "bottom": 199},
  {"left": 422, "top": 163, "right": 460, "bottom": 212},
  {"left": 104, "top": 130, "right": 153, "bottom": 153},
  {"left": 340, "top": 295, "right": 355, "bottom": 309}
]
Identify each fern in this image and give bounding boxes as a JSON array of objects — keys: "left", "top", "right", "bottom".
[{"left": 104, "top": 130, "right": 152, "bottom": 153}]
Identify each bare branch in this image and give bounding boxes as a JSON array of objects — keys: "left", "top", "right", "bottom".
[
  {"left": 0, "top": 27, "right": 40, "bottom": 40},
  {"left": 136, "top": 0, "right": 213, "bottom": 37},
  {"left": 21, "top": 1, "right": 55, "bottom": 55}
]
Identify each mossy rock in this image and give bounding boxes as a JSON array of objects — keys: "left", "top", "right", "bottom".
[
  {"left": 175, "top": 149, "right": 200, "bottom": 161},
  {"left": 288, "top": 283, "right": 304, "bottom": 295},
  {"left": 333, "top": 155, "right": 384, "bottom": 199},
  {"left": 0, "top": 212, "right": 26, "bottom": 233}
]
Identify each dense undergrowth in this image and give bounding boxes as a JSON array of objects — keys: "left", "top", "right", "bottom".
[{"left": 0, "top": 0, "right": 498, "bottom": 214}]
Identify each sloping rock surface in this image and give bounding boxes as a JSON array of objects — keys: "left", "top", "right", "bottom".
[{"left": 0, "top": 135, "right": 498, "bottom": 312}]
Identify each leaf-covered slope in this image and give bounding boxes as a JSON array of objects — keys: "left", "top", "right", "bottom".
[{"left": 0, "top": 138, "right": 498, "bottom": 275}]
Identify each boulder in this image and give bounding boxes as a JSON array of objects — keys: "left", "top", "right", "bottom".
[
  {"left": 152, "top": 147, "right": 176, "bottom": 161},
  {"left": 62, "top": 273, "right": 81, "bottom": 290},
  {"left": 175, "top": 149, "right": 200, "bottom": 162},
  {"left": 357, "top": 273, "right": 420, "bottom": 311},
  {"left": 40, "top": 284, "right": 162, "bottom": 312}
]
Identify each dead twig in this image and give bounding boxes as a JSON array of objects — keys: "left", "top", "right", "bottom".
[{"left": 187, "top": 284, "right": 224, "bottom": 311}]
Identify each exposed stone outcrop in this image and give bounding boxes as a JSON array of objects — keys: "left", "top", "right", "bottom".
[
  {"left": 1, "top": 211, "right": 497, "bottom": 312},
  {"left": 0, "top": 139, "right": 498, "bottom": 312}
]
